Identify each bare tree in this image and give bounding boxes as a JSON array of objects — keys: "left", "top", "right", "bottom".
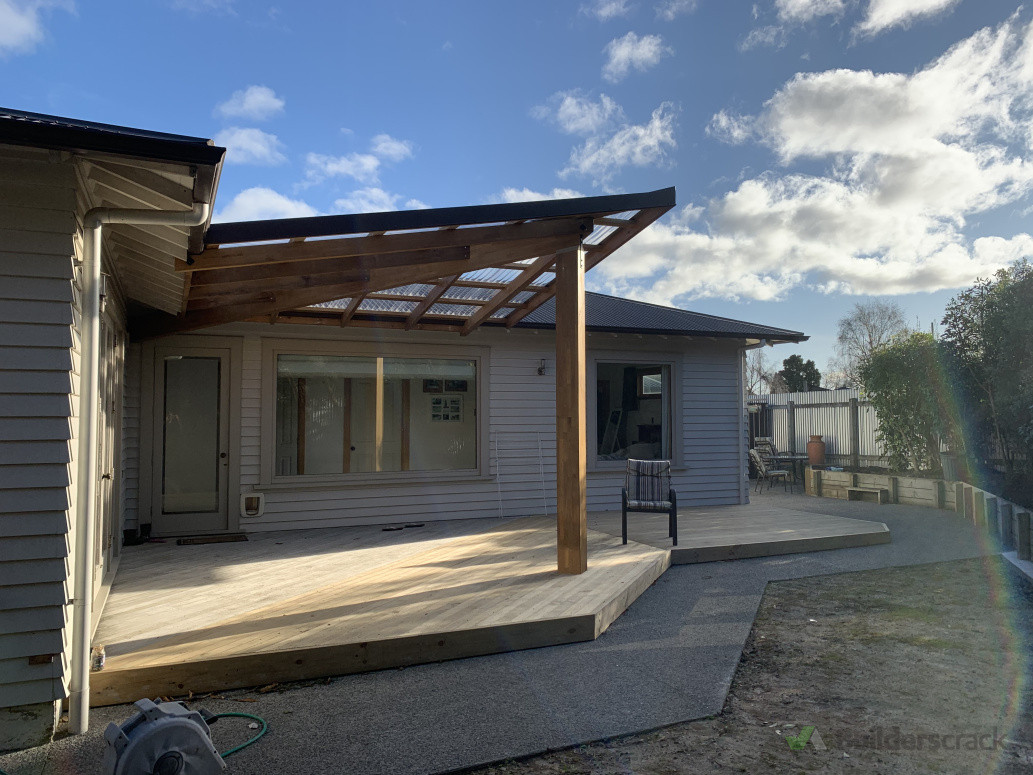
[
  {"left": 833, "top": 300, "right": 909, "bottom": 386},
  {"left": 745, "top": 349, "right": 769, "bottom": 395}
]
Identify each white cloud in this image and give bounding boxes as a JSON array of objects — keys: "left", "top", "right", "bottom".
[
  {"left": 602, "top": 32, "right": 671, "bottom": 82},
  {"left": 405, "top": 198, "right": 431, "bottom": 209},
  {"left": 303, "top": 133, "right": 416, "bottom": 187},
  {"left": 533, "top": 90, "right": 625, "bottom": 136},
  {"left": 172, "top": 0, "right": 235, "bottom": 12},
  {"left": 334, "top": 188, "right": 425, "bottom": 214},
  {"left": 739, "top": 24, "right": 785, "bottom": 50},
  {"left": 655, "top": 0, "right": 696, "bottom": 21},
  {"left": 706, "top": 110, "right": 754, "bottom": 144},
  {"left": 214, "top": 127, "right": 287, "bottom": 165},
  {"left": 561, "top": 102, "right": 678, "bottom": 188},
  {"left": 214, "top": 85, "right": 285, "bottom": 121},
  {"left": 0, "top": 0, "right": 70, "bottom": 57},
  {"left": 305, "top": 152, "right": 381, "bottom": 185},
  {"left": 214, "top": 187, "right": 318, "bottom": 222},
  {"left": 495, "top": 187, "right": 586, "bottom": 203},
  {"left": 582, "top": 0, "right": 631, "bottom": 21},
  {"left": 370, "top": 133, "right": 414, "bottom": 162},
  {"left": 775, "top": 0, "right": 844, "bottom": 23},
  {"left": 597, "top": 17, "right": 1033, "bottom": 304},
  {"left": 857, "top": 0, "right": 960, "bottom": 36}
]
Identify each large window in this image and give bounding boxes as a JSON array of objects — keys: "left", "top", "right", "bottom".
[
  {"left": 596, "top": 362, "right": 671, "bottom": 461},
  {"left": 275, "top": 354, "right": 477, "bottom": 477}
]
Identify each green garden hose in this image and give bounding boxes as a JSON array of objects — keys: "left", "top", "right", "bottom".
[{"left": 208, "top": 712, "right": 268, "bottom": 758}]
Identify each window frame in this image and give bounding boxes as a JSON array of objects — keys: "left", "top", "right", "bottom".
[
  {"left": 260, "top": 338, "right": 490, "bottom": 487},
  {"left": 588, "top": 352, "right": 682, "bottom": 472}
]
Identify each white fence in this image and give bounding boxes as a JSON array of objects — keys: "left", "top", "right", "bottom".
[{"left": 748, "top": 388, "right": 887, "bottom": 467}]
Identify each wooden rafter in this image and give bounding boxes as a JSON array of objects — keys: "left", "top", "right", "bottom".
[
  {"left": 504, "top": 204, "right": 671, "bottom": 329},
  {"left": 460, "top": 251, "right": 563, "bottom": 336},
  {"left": 136, "top": 231, "right": 581, "bottom": 338},
  {"left": 404, "top": 275, "right": 458, "bottom": 330},
  {"left": 339, "top": 295, "right": 364, "bottom": 326}
]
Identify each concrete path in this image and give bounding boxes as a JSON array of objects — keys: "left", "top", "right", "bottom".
[{"left": 0, "top": 491, "right": 1000, "bottom": 775}]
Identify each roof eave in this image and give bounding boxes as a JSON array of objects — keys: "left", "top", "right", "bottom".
[{"left": 0, "top": 116, "right": 226, "bottom": 167}]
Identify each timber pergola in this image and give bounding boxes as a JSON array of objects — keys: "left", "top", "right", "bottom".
[{"left": 137, "top": 187, "right": 676, "bottom": 574}]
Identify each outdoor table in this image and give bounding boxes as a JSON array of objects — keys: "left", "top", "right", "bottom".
[{"left": 772, "top": 453, "right": 809, "bottom": 486}]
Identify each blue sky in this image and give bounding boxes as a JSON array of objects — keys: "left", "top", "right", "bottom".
[{"left": 2, "top": 0, "right": 1031, "bottom": 375}]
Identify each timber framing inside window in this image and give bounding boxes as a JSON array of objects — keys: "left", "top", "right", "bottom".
[{"left": 260, "top": 338, "right": 490, "bottom": 487}]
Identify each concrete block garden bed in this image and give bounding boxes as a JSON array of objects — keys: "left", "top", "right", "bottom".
[{"left": 804, "top": 467, "right": 1033, "bottom": 566}]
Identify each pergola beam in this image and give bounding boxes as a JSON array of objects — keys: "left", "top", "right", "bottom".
[{"left": 185, "top": 217, "right": 590, "bottom": 273}]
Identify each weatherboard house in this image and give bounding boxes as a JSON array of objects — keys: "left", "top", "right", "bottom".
[{"left": 0, "top": 107, "right": 805, "bottom": 748}]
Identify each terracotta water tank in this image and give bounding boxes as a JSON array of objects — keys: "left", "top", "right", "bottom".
[{"left": 807, "top": 434, "right": 826, "bottom": 466}]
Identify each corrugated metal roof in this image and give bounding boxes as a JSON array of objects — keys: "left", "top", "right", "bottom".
[
  {"left": 0, "top": 106, "right": 225, "bottom": 166},
  {"left": 517, "top": 292, "right": 807, "bottom": 341}
]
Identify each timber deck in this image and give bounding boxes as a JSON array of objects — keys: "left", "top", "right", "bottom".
[
  {"left": 92, "top": 503, "right": 889, "bottom": 706},
  {"left": 590, "top": 503, "right": 890, "bottom": 563},
  {"left": 90, "top": 516, "right": 669, "bottom": 706}
]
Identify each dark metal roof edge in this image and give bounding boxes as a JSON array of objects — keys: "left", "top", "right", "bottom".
[
  {"left": 511, "top": 319, "right": 808, "bottom": 342},
  {"left": 0, "top": 107, "right": 225, "bottom": 167},
  {"left": 206, "top": 187, "right": 677, "bottom": 245}
]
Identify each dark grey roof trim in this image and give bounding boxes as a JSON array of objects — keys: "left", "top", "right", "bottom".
[
  {"left": 0, "top": 107, "right": 225, "bottom": 167},
  {"left": 206, "top": 187, "right": 677, "bottom": 245},
  {"left": 515, "top": 292, "right": 807, "bottom": 342}
]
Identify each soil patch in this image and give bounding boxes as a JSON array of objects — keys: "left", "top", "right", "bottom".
[{"left": 475, "top": 558, "right": 1033, "bottom": 774}]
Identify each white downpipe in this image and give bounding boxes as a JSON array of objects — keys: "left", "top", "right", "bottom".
[{"left": 68, "top": 203, "right": 210, "bottom": 735}]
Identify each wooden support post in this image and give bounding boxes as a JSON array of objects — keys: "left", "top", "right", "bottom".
[
  {"left": 814, "top": 469, "right": 823, "bottom": 498},
  {"left": 848, "top": 397, "right": 860, "bottom": 470},
  {"left": 1001, "top": 502, "right": 1015, "bottom": 551},
  {"left": 955, "top": 482, "right": 965, "bottom": 517},
  {"left": 1017, "top": 511, "right": 1032, "bottom": 562},
  {"left": 935, "top": 479, "right": 945, "bottom": 511},
  {"left": 554, "top": 243, "right": 587, "bottom": 575},
  {"left": 889, "top": 476, "right": 899, "bottom": 505},
  {"left": 787, "top": 401, "right": 796, "bottom": 455}
]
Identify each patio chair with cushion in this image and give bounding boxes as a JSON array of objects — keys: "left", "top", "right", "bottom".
[
  {"left": 753, "top": 436, "right": 778, "bottom": 459},
  {"left": 749, "top": 448, "right": 790, "bottom": 493},
  {"left": 622, "top": 459, "right": 678, "bottom": 546}
]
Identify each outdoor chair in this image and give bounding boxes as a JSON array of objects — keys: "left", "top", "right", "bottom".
[
  {"left": 749, "top": 448, "right": 791, "bottom": 492},
  {"left": 622, "top": 459, "right": 678, "bottom": 546},
  {"left": 754, "top": 436, "right": 778, "bottom": 460}
]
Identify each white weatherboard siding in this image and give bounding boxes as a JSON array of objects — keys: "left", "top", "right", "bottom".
[
  {"left": 140, "top": 325, "right": 748, "bottom": 533},
  {"left": 0, "top": 150, "right": 79, "bottom": 713}
]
